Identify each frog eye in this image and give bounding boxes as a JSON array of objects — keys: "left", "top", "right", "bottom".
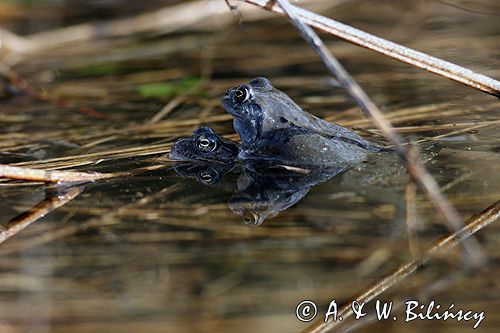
[
  {"left": 234, "top": 86, "right": 250, "bottom": 104},
  {"left": 196, "top": 134, "right": 218, "bottom": 152},
  {"left": 198, "top": 169, "right": 217, "bottom": 184}
]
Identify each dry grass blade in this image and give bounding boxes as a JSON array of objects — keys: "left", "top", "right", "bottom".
[
  {"left": 0, "top": 164, "right": 106, "bottom": 183},
  {"left": 244, "top": 0, "right": 500, "bottom": 97},
  {"left": 303, "top": 199, "right": 500, "bottom": 333},
  {"left": 0, "top": 186, "right": 83, "bottom": 245},
  {"left": 273, "top": 0, "right": 485, "bottom": 264}
]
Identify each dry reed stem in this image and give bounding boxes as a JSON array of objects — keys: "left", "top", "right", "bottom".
[
  {"left": 244, "top": 0, "right": 500, "bottom": 97},
  {"left": 0, "top": 186, "right": 83, "bottom": 245},
  {"left": 0, "top": 164, "right": 106, "bottom": 183},
  {"left": 303, "top": 199, "right": 500, "bottom": 333},
  {"left": 274, "top": 0, "right": 484, "bottom": 264},
  {"left": 0, "top": 162, "right": 172, "bottom": 188}
]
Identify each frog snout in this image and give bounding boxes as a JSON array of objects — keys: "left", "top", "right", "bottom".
[
  {"left": 168, "top": 144, "right": 183, "bottom": 161},
  {"left": 223, "top": 88, "right": 235, "bottom": 102},
  {"left": 169, "top": 139, "right": 191, "bottom": 161},
  {"left": 221, "top": 89, "right": 237, "bottom": 113}
]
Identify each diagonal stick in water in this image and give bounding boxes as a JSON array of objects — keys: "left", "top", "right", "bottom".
[
  {"left": 273, "top": 0, "right": 484, "bottom": 263},
  {"left": 0, "top": 186, "right": 83, "bottom": 245},
  {"left": 243, "top": 0, "right": 500, "bottom": 97},
  {"left": 0, "top": 183, "right": 182, "bottom": 256},
  {"left": 302, "top": 199, "right": 500, "bottom": 333}
]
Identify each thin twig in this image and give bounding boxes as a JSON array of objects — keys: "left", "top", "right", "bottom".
[
  {"left": 337, "top": 271, "right": 467, "bottom": 333},
  {"left": 302, "top": 199, "right": 500, "bottom": 333},
  {"left": 274, "top": 0, "right": 485, "bottom": 264},
  {"left": 244, "top": 0, "right": 500, "bottom": 97},
  {"left": 0, "top": 186, "right": 83, "bottom": 245}
]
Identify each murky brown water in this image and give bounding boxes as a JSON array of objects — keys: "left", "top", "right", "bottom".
[{"left": 0, "top": 1, "right": 499, "bottom": 332}]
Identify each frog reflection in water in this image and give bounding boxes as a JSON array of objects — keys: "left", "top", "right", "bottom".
[
  {"left": 222, "top": 77, "right": 387, "bottom": 168},
  {"left": 172, "top": 159, "right": 346, "bottom": 226},
  {"left": 172, "top": 150, "right": 420, "bottom": 227},
  {"left": 172, "top": 162, "right": 235, "bottom": 186},
  {"left": 229, "top": 162, "right": 346, "bottom": 226},
  {"left": 169, "top": 127, "right": 344, "bottom": 225}
]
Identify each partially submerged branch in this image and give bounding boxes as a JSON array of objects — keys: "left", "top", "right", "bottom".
[
  {"left": 0, "top": 186, "right": 83, "bottom": 245},
  {"left": 244, "top": 0, "right": 500, "bottom": 97}
]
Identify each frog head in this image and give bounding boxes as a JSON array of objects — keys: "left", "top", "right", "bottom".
[
  {"left": 221, "top": 77, "right": 277, "bottom": 147},
  {"left": 169, "top": 126, "right": 238, "bottom": 164},
  {"left": 221, "top": 77, "right": 311, "bottom": 147}
]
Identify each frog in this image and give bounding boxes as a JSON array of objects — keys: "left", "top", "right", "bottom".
[
  {"left": 169, "top": 126, "right": 238, "bottom": 164},
  {"left": 221, "top": 77, "right": 388, "bottom": 168}
]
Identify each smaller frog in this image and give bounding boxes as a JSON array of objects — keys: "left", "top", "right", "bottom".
[
  {"left": 222, "top": 77, "right": 387, "bottom": 168},
  {"left": 169, "top": 126, "right": 238, "bottom": 164}
]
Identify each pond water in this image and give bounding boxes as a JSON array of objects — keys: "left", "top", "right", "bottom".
[{"left": 0, "top": 1, "right": 499, "bottom": 332}]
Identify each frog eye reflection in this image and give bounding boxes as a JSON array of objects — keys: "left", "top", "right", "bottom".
[
  {"left": 242, "top": 211, "right": 261, "bottom": 226},
  {"left": 234, "top": 87, "right": 250, "bottom": 103},
  {"left": 196, "top": 135, "right": 218, "bottom": 152},
  {"left": 198, "top": 169, "right": 217, "bottom": 184}
]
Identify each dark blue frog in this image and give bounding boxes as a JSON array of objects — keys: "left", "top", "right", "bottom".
[{"left": 221, "top": 77, "right": 387, "bottom": 167}]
